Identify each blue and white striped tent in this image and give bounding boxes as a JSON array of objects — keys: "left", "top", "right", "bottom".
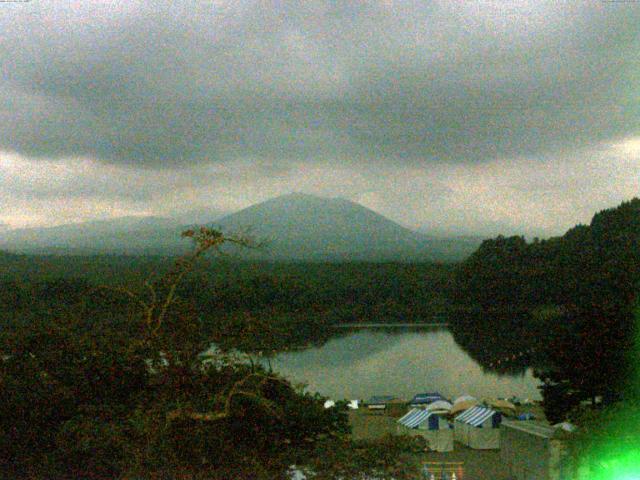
[
  {"left": 397, "top": 409, "right": 453, "bottom": 452},
  {"left": 455, "top": 406, "right": 502, "bottom": 428},
  {"left": 454, "top": 406, "right": 502, "bottom": 449},
  {"left": 398, "top": 409, "right": 448, "bottom": 430}
]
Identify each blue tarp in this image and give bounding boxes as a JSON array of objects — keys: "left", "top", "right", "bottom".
[
  {"left": 517, "top": 412, "right": 536, "bottom": 420},
  {"left": 410, "top": 392, "right": 443, "bottom": 405}
]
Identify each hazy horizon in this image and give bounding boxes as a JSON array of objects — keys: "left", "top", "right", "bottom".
[{"left": 1, "top": 190, "right": 636, "bottom": 241}]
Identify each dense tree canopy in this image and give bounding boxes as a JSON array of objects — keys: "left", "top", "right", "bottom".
[
  {"left": 452, "top": 198, "right": 640, "bottom": 420},
  {"left": 0, "top": 229, "right": 427, "bottom": 479}
]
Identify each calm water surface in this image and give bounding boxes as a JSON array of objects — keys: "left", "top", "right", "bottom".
[{"left": 266, "top": 327, "right": 541, "bottom": 401}]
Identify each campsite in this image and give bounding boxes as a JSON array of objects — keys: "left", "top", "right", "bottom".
[{"left": 344, "top": 392, "right": 574, "bottom": 480}]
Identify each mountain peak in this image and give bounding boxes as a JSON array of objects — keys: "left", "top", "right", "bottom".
[{"left": 212, "top": 193, "right": 479, "bottom": 261}]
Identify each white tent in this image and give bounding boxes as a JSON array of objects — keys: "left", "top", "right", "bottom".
[
  {"left": 397, "top": 409, "right": 454, "bottom": 452},
  {"left": 454, "top": 406, "right": 502, "bottom": 449},
  {"left": 453, "top": 394, "right": 477, "bottom": 404},
  {"left": 450, "top": 399, "right": 480, "bottom": 416},
  {"left": 426, "top": 400, "right": 453, "bottom": 414}
]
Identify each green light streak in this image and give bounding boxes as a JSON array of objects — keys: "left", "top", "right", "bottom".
[
  {"left": 578, "top": 449, "right": 640, "bottom": 480},
  {"left": 574, "top": 309, "right": 640, "bottom": 479}
]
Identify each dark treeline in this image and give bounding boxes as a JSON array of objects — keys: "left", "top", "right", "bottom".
[
  {"left": 451, "top": 198, "right": 640, "bottom": 421},
  {"left": 0, "top": 257, "right": 453, "bottom": 353}
]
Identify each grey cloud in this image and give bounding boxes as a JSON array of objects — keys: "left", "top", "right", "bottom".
[
  {"left": 2, "top": 176, "right": 154, "bottom": 202},
  {"left": 0, "top": 1, "right": 639, "bottom": 168}
]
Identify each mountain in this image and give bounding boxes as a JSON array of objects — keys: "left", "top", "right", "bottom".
[
  {"left": 0, "top": 194, "right": 480, "bottom": 261},
  {"left": 212, "top": 193, "right": 480, "bottom": 261}
]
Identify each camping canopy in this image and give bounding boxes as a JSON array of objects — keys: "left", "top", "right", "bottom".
[
  {"left": 450, "top": 399, "right": 479, "bottom": 416},
  {"left": 426, "top": 400, "right": 453, "bottom": 413},
  {"left": 398, "top": 409, "right": 449, "bottom": 430},
  {"left": 454, "top": 406, "right": 502, "bottom": 449},
  {"left": 455, "top": 406, "right": 502, "bottom": 428},
  {"left": 398, "top": 409, "right": 435, "bottom": 429},
  {"left": 397, "top": 409, "right": 453, "bottom": 452},
  {"left": 453, "top": 395, "right": 477, "bottom": 404}
]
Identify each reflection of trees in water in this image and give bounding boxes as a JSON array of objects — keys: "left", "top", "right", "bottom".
[
  {"left": 448, "top": 311, "right": 551, "bottom": 376},
  {"left": 279, "top": 319, "right": 543, "bottom": 377},
  {"left": 241, "top": 311, "right": 550, "bottom": 381},
  {"left": 305, "top": 325, "right": 449, "bottom": 355}
]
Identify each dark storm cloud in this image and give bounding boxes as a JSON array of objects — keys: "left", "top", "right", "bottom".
[{"left": 0, "top": 0, "right": 639, "bottom": 167}]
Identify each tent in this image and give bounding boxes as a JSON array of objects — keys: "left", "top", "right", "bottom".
[
  {"left": 426, "top": 400, "right": 453, "bottom": 414},
  {"left": 454, "top": 406, "right": 502, "bottom": 449},
  {"left": 453, "top": 395, "right": 477, "bottom": 404},
  {"left": 485, "top": 398, "right": 517, "bottom": 416},
  {"left": 397, "top": 409, "right": 453, "bottom": 452},
  {"left": 409, "top": 392, "right": 444, "bottom": 407},
  {"left": 450, "top": 399, "right": 480, "bottom": 416}
]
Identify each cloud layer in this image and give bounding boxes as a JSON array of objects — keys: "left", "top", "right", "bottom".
[
  {"left": 1, "top": 1, "right": 639, "bottom": 234},
  {"left": 1, "top": 1, "right": 639, "bottom": 167}
]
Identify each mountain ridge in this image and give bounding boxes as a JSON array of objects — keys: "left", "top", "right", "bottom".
[
  {"left": 0, "top": 193, "right": 481, "bottom": 261},
  {"left": 211, "top": 192, "right": 479, "bottom": 262}
]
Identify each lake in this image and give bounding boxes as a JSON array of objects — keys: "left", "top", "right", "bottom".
[{"left": 265, "top": 326, "right": 542, "bottom": 401}]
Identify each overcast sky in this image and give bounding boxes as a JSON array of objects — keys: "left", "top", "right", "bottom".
[{"left": 1, "top": 0, "right": 639, "bottom": 237}]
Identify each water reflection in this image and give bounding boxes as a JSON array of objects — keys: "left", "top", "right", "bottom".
[{"left": 265, "top": 327, "right": 542, "bottom": 401}]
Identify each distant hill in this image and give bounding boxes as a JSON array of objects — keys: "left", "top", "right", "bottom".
[
  {"left": 0, "top": 211, "right": 226, "bottom": 255},
  {"left": 0, "top": 195, "right": 480, "bottom": 261},
  {"left": 212, "top": 193, "right": 480, "bottom": 262}
]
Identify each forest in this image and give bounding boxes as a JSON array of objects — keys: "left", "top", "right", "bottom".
[
  {"left": 451, "top": 198, "right": 640, "bottom": 421},
  {"left": 0, "top": 256, "right": 453, "bottom": 353}
]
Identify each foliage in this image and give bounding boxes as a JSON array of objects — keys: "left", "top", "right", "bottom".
[
  {"left": 560, "top": 306, "right": 640, "bottom": 479},
  {"left": 452, "top": 198, "right": 640, "bottom": 420},
  {"left": 299, "top": 435, "right": 424, "bottom": 480},
  {"left": 1, "top": 260, "right": 454, "bottom": 352},
  {"left": 0, "top": 228, "right": 353, "bottom": 479}
]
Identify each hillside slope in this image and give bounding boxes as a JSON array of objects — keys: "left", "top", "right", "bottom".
[{"left": 214, "top": 193, "right": 479, "bottom": 261}]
